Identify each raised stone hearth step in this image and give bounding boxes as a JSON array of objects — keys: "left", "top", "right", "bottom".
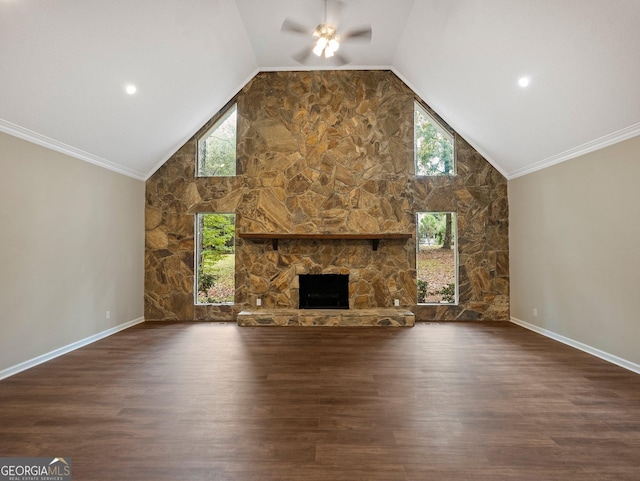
[{"left": 237, "top": 308, "right": 415, "bottom": 327}]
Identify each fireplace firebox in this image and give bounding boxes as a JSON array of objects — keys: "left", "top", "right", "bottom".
[{"left": 298, "top": 274, "right": 349, "bottom": 309}]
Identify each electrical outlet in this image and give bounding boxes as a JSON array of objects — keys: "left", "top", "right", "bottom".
[
  {"left": 533, "top": 308, "right": 538, "bottom": 317},
  {"left": 256, "top": 298, "right": 262, "bottom": 306},
  {"left": 394, "top": 299, "right": 400, "bottom": 307},
  {"left": 106, "top": 310, "right": 111, "bottom": 320}
]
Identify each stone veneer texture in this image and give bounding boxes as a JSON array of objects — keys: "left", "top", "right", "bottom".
[{"left": 145, "top": 70, "right": 509, "bottom": 321}]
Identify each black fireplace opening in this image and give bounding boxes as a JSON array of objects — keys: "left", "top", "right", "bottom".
[{"left": 299, "top": 274, "right": 349, "bottom": 309}]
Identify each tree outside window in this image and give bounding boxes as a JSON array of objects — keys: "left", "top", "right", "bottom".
[{"left": 414, "top": 102, "right": 454, "bottom": 176}]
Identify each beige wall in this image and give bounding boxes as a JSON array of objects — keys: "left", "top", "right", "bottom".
[
  {"left": 509, "top": 135, "right": 640, "bottom": 366},
  {"left": 0, "top": 132, "right": 144, "bottom": 373}
]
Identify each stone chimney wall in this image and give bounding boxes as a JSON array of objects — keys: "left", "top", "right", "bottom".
[{"left": 145, "top": 70, "right": 509, "bottom": 321}]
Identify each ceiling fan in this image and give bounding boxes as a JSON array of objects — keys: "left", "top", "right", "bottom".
[{"left": 281, "top": 0, "right": 372, "bottom": 65}]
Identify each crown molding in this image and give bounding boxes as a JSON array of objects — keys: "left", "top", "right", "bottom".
[
  {"left": 0, "top": 119, "right": 146, "bottom": 181},
  {"left": 507, "top": 122, "right": 640, "bottom": 179}
]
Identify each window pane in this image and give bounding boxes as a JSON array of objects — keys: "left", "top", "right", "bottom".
[
  {"left": 196, "top": 213, "right": 235, "bottom": 304},
  {"left": 417, "top": 212, "right": 457, "bottom": 304},
  {"left": 414, "top": 102, "right": 455, "bottom": 176},
  {"left": 197, "top": 104, "right": 237, "bottom": 176}
]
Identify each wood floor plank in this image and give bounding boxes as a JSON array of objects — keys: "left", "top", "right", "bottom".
[{"left": 1, "top": 321, "right": 639, "bottom": 480}]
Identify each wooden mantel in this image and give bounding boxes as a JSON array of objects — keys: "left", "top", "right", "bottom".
[{"left": 238, "top": 233, "right": 412, "bottom": 251}]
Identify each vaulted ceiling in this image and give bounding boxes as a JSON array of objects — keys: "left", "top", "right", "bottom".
[{"left": 1, "top": 0, "right": 639, "bottom": 180}]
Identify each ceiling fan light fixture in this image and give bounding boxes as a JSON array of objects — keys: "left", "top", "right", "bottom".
[
  {"left": 313, "top": 36, "right": 327, "bottom": 56},
  {"left": 282, "top": 1, "right": 371, "bottom": 65},
  {"left": 324, "top": 37, "right": 339, "bottom": 58},
  {"left": 312, "top": 23, "right": 340, "bottom": 58}
]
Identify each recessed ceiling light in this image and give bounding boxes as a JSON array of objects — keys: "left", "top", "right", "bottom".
[
  {"left": 125, "top": 84, "right": 137, "bottom": 95},
  {"left": 518, "top": 77, "right": 530, "bottom": 88}
]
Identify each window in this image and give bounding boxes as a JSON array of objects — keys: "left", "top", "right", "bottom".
[
  {"left": 197, "top": 104, "right": 237, "bottom": 176},
  {"left": 416, "top": 212, "right": 457, "bottom": 304},
  {"left": 414, "top": 102, "right": 455, "bottom": 176},
  {"left": 195, "top": 213, "right": 235, "bottom": 304}
]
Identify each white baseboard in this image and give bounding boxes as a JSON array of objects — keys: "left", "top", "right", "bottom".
[
  {"left": 0, "top": 317, "right": 145, "bottom": 380},
  {"left": 510, "top": 317, "right": 640, "bottom": 375}
]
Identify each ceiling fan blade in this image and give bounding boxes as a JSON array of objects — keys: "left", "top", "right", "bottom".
[
  {"left": 341, "top": 26, "right": 372, "bottom": 42},
  {"left": 281, "top": 18, "right": 313, "bottom": 35},
  {"left": 332, "top": 51, "right": 350, "bottom": 66},
  {"left": 292, "top": 47, "right": 314, "bottom": 64}
]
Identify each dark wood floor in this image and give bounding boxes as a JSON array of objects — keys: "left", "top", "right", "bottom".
[{"left": 1, "top": 322, "right": 639, "bottom": 480}]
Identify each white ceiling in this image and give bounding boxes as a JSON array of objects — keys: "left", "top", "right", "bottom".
[{"left": 1, "top": 0, "right": 639, "bottom": 180}]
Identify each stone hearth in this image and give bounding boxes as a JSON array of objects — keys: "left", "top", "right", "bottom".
[{"left": 237, "top": 308, "right": 415, "bottom": 327}]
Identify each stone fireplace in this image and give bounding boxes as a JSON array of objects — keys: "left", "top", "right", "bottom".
[
  {"left": 235, "top": 233, "right": 417, "bottom": 326},
  {"left": 237, "top": 234, "right": 415, "bottom": 312}
]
